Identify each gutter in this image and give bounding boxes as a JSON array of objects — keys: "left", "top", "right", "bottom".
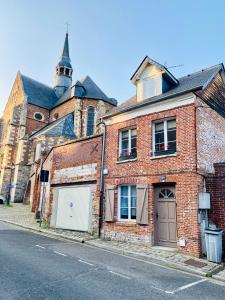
[
  {"left": 98, "top": 119, "right": 106, "bottom": 238},
  {"left": 103, "top": 86, "right": 203, "bottom": 120}
]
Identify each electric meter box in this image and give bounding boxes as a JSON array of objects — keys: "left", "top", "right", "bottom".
[{"left": 198, "top": 192, "right": 211, "bottom": 209}]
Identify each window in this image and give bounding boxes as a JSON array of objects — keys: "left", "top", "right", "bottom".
[
  {"left": 65, "top": 68, "right": 70, "bottom": 76},
  {"left": 86, "top": 107, "right": 95, "bottom": 136},
  {"left": 34, "top": 112, "right": 44, "bottom": 121},
  {"left": 119, "top": 185, "right": 136, "bottom": 220},
  {"left": 53, "top": 113, "right": 59, "bottom": 120},
  {"left": 159, "top": 189, "right": 175, "bottom": 199},
  {"left": 34, "top": 143, "right": 41, "bottom": 161},
  {"left": 119, "top": 128, "right": 137, "bottom": 161},
  {"left": 153, "top": 119, "right": 176, "bottom": 156}
]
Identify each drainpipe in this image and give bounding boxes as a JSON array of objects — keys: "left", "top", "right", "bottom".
[{"left": 98, "top": 118, "right": 106, "bottom": 238}]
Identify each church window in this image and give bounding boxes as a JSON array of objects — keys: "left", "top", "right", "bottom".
[
  {"left": 34, "top": 112, "right": 44, "bottom": 121},
  {"left": 53, "top": 113, "right": 59, "bottom": 120},
  {"left": 86, "top": 107, "right": 95, "bottom": 136},
  {"left": 59, "top": 67, "right": 64, "bottom": 75},
  {"left": 65, "top": 68, "right": 70, "bottom": 76}
]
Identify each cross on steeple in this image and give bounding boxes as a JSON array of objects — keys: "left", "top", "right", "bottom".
[{"left": 66, "top": 22, "right": 70, "bottom": 34}]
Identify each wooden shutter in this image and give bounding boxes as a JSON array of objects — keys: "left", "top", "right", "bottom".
[
  {"left": 105, "top": 184, "right": 115, "bottom": 222},
  {"left": 136, "top": 184, "right": 148, "bottom": 225}
]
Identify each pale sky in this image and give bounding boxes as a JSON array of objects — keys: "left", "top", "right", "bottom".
[{"left": 1, "top": 0, "right": 225, "bottom": 112}]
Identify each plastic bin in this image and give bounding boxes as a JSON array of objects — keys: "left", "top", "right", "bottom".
[{"left": 205, "top": 228, "right": 223, "bottom": 263}]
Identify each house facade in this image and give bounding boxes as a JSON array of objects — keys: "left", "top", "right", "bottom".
[{"left": 102, "top": 57, "right": 225, "bottom": 257}]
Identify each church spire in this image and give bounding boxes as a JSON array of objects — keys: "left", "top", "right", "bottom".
[
  {"left": 54, "top": 33, "right": 73, "bottom": 98},
  {"left": 62, "top": 32, "right": 70, "bottom": 59}
]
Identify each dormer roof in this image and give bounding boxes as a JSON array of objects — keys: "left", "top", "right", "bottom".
[{"left": 130, "top": 56, "right": 179, "bottom": 86}]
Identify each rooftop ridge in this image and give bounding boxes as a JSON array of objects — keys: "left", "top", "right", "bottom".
[{"left": 178, "top": 63, "right": 223, "bottom": 80}]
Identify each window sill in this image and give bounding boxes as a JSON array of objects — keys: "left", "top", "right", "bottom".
[
  {"left": 150, "top": 153, "right": 177, "bottom": 160},
  {"left": 116, "top": 158, "right": 137, "bottom": 164},
  {"left": 117, "top": 219, "right": 137, "bottom": 224}
]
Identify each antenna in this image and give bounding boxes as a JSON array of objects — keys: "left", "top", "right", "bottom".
[{"left": 167, "top": 64, "right": 184, "bottom": 69}]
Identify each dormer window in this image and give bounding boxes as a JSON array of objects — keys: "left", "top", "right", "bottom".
[{"left": 131, "top": 56, "right": 178, "bottom": 103}]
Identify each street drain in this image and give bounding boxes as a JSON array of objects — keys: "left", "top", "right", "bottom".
[{"left": 184, "top": 259, "right": 207, "bottom": 268}]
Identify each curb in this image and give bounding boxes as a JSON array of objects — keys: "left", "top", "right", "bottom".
[
  {"left": 0, "top": 219, "right": 93, "bottom": 244},
  {"left": 85, "top": 240, "right": 222, "bottom": 277},
  {"left": 1, "top": 218, "right": 224, "bottom": 278}
]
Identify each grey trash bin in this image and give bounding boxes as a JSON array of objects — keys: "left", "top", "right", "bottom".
[{"left": 205, "top": 228, "right": 223, "bottom": 263}]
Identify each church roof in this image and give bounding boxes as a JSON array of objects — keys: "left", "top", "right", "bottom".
[
  {"left": 54, "top": 76, "right": 117, "bottom": 107},
  {"left": 57, "top": 33, "right": 72, "bottom": 69},
  {"left": 29, "top": 112, "right": 76, "bottom": 139},
  {"left": 20, "top": 73, "right": 58, "bottom": 109}
]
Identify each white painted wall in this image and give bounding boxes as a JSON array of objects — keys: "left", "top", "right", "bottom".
[{"left": 137, "top": 65, "right": 163, "bottom": 102}]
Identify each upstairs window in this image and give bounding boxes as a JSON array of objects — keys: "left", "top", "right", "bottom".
[
  {"left": 86, "top": 107, "right": 95, "bottom": 136},
  {"left": 119, "top": 128, "right": 137, "bottom": 161},
  {"left": 119, "top": 185, "right": 136, "bottom": 221},
  {"left": 153, "top": 119, "right": 176, "bottom": 156}
]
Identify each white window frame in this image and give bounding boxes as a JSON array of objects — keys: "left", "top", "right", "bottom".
[
  {"left": 118, "top": 185, "right": 136, "bottom": 222},
  {"left": 119, "top": 128, "right": 136, "bottom": 158},
  {"left": 33, "top": 112, "right": 44, "bottom": 122},
  {"left": 152, "top": 118, "right": 176, "bottom": 156}
]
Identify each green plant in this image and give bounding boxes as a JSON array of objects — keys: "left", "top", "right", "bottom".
[
  {"left": 3, "top": 204, "right": 13, "bottom": 208},
  {"left": 41, "top": 219, "right": 49, "bottom": 229}
]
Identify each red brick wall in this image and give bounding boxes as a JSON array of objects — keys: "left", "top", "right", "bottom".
[
  {"left": 40, "top": 135, "right": 103, "bottom": 233},
  {"left": 50, "top": 98, "right": 75, "bottom": 120},
  {"left": 104, "top": 103, "right": 201, "bottom": 256},
  {"left": 26, "top": 104, "right": 49, "bottom": 135}
]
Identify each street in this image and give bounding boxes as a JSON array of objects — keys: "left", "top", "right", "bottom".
[{"left": 0, "top": 221, "right": 225, "bottom": 300}]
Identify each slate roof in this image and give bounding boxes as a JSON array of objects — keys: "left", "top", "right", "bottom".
[
  {"left": 20, "top": 73, "right": 58, "bottom": 110},
  {"left": 20, "top": 72, "right": 116, "bottom": 110},
  {"left": 54, "top": 76, "right": 117, "bottom": 107},
  {"left": 104, "top": 64, "right": 224, "bottom": 118},
  {"left": 57, "top": 33, "right": 72, "bottom": 69},
  {"left": 29, "top": 112, "right": 76, "bottom": 139}
]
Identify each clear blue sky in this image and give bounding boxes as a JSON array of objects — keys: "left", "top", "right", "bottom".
[{"left": 1, "top": 0, "right": 225, "bottom": 110}]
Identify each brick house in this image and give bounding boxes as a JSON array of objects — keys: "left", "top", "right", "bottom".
[{"left": 102, "top": 57, "right": 225, "bottom": 257}]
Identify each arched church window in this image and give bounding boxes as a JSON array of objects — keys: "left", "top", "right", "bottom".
[
  {"left": 34, "top": 112, "right": 44, "bottom": 121},
  {"left": 159, "top": 189, "right": 175, "bottom": 199},
  {"left": 59, "top": 67, "right": 64, "bottom": 75},
  {"left": 86, "top": 107, "right": 95, "bottom": 136}
]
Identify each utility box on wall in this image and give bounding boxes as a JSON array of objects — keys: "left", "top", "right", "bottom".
[{"left": 199, "top": 192, "right": 211, "bottom": 209}]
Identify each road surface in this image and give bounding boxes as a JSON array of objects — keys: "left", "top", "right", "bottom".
[{"left": 0, "top": 221, "right": 225, "bottom": 300}]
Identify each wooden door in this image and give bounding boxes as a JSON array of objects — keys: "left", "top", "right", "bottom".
[{"left": 154, "top": 186, "right": 177, "bottom": 247}]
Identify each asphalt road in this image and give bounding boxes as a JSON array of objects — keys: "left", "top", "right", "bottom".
[{"left": 0, "top": 221, "right": 225, "bottom": 300}]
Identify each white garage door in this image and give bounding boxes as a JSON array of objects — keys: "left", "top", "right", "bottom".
[{"left": 56, "top": 186, "right": 92, "bottom": 231}]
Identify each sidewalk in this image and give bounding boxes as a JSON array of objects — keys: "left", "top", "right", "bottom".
[{"left": 0, "top": 203, "right": 224, "bottom": 279}]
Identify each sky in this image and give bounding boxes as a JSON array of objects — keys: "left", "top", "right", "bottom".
[{"left": 1, "top": 0, "right": 225, "bottom": 111}]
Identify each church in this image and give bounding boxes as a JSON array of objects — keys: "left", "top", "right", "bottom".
[{"left": 0, "top": 33, "right": 117, "bottom": 207}]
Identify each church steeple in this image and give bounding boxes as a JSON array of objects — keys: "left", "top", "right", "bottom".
[{"left": 54, "top": 33, "right": 73, "bottom": 98}]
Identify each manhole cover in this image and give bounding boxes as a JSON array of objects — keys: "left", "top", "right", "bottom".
[{"left": 184, "top": 259, "right": 207, "bottom": 268}]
